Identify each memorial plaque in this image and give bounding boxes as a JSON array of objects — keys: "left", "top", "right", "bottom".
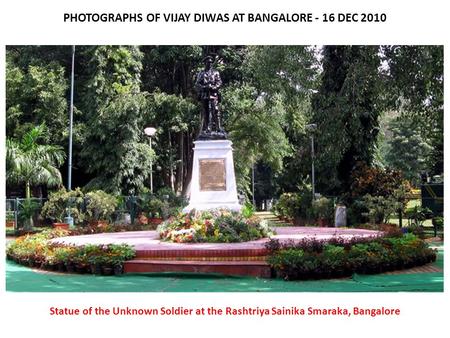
[{"left": 199, "top": 159, "right": 226, "bottom": 191}]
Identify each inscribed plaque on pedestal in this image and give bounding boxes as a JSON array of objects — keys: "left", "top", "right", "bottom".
[{"left": 199, "top": 159, "right": 226, "bottom": 191}]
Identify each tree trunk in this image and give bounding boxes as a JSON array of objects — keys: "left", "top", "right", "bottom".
[
  {"left": 181, "top": 132, "right": 194, "bottom": 197},
  {"left": 176, "top": 132, "right": 184, "bottom": 193},
  {"left": 25, "top": 182, "right": 31, "bottom": 199},
  {"left": 24, "top": 181, "right": 33, "bottom": 231},
  {"left": 168, "top": 130, "right": 174, "bottom": 191}
]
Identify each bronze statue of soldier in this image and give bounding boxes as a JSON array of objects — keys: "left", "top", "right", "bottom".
[{"left": 195, "top": 55, "right": 227, "bottom": 140}]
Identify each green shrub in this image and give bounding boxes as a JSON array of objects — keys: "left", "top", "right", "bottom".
[
  {"left": 106, "top": 244, "right": 136, "bottom": 266},
  {"left": 156, "top": 187, "right": 188, "bottom": 217},
  {"left": 406, "top": 206, "right": 433, "bottom": 227},
  {"left": 361, "top": 194, "right": 400, "bottom": 224},
  {"left": 432, "top": 216, "right": 444, "bottom": 229},
  {"left": 347, "top": 163, "right": 412, "bottom": 225},
  {"left": 137, "top": 193, "right": 162, "bottom": 218},
  {"left": 312, "top": 197, "right": 334, "bottom": 221},
  {"left": 18, "top": 199, "right": 40, "bottom": 228},
  {"left": 41, "top": 188, "right": 85, "bottom": 224},
  {"left": 6, "top": 210, "right": 15, "bottom": 221},
  {"left": 136, "top": 189, "right": 187, "bottom": 219},
  {"left": 432, "top": 216, "right": 444, "bottom": 237},
  {"left": 273, "top": 193, "right": 302, "bottom": 219},
  {"left": 6, "top": 229, "right": 136, "bottom": 273},
  {"left": 321, "top": 245, "right": 346, "bottom": 274},
  {"left": 53, "top": 246, "right": 77, "bottom": 265},
  {"left": 267, "top": 233, "right": 436, "bottom": 280},
  {"left": 85, "top": 190, "right": 117, "bottom": 222},
  {"left": 241, "top": 202, "right": 256, "bottom": 218},
  {"left": 347, "top": 199, "right": 368, "bottom": 225},
  {"left": 407, "top": 224, "right": 425, "bottom": 238}
]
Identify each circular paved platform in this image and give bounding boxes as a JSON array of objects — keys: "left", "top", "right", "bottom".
[
  {"left": 51, "top": 227, "right": 381, "bottom": 278},
  {"left": 53, "top": 227, "right": 380, "bottom": 251}
]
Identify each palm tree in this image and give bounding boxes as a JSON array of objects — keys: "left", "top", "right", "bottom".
[{"left": 6, "top": 125, "right": 66, "bottom": 229}]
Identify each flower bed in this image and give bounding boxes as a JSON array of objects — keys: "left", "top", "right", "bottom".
[
  {"left": 158, "top": 209, "right": 273, "bottom": 243},
  {"left": 6, "top": 229, "right": 135, "bottom": 275},
  {"left": 266, "top": 233, "right": 437, "bottom": 280}
]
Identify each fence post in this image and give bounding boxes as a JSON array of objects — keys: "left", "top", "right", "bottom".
[
  {"left": 14, "top": 198, "right": 19, "bottom": 231},
  {"left": 129, "top": 196, "right": 136, "bottom": 224}
]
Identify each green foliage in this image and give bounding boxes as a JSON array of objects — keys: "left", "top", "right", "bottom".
[
  {"left": 241, "top": 202, "right": 256, "bottom": 218},
  {"left": 382, "top": 46, "right": 443, "bottom": 174},
  {"left": 136, "top": 189, "right": 186, "bottom": 219},
  {"left": 312, "top": 197, "right": 334, "bottom": 221},
  {"left": 222, "top": 46, "right": 318, "bottom": 195},
  {"left": 6, "top": 211, "right": 15, "bottom": 222},
  {"left": 384, "top": 117, "right": 433, "bottom": 184},
  {"left": 82, "top": 92, "right": 154, "bottom": 195},
  {"left": 347, "top": 163, "right": 411, "bottom": 224},
  {"left": 222, "top": 84, "right": 292, "bottom": 194},
  {"left": 105, "top": 244, "right": 136, "bottom": 266},
  {"left": 273, "top": 189, "right": 313, "bottom": 220},
  {"left": 7, "top": 125, "right": 65, "bottom": 197},
  {"left": 80, "top": 46, "right": 154, "bottom": 195},
  {"left": 155, "top": 187, "right": 188, "bottom": 217},
  {"left": 41, "top": 188, "right": 85, "bottom": 224},
  {"left": 273, "top": 193, "right": 302, "bottom": 219},
  {"left": 6, "top": 59, "right": 68, "bottom": 144},
  {"left": 5, "top": 45, "right": 443, "bottom": 205},
  {"left": 432, "top": 216, "right": 443, "bottom": 229},
  {"left": 17, "top": 199, "right": 40, "bottom": 224},
  {"left": 143, "top": 90, "right": 198, "bottom": 193},
  {"left": 432, "top": 216, "right": 444, "bottom": 238},
  {"left": 139, "top": 46, "right": 204, "bottom": 194},
  {"left": 158, "top": 209, "right": 272, "bottom": 243},
  {"left": 6, "top": 228, "right": 71, "bottom": 263},
  {"left": 6, "top": 229, "right": 136, "bottom": 272},
  {"left": 361, "top": 194, "right": 400, "bottom": 224},
  {"left": 85, "top": 190, "right": 118, "bottom": 222},
  {"left": 141, "top": 197, "right": 164, "bottom": 218},
  {"left": 141, "top": 45, "right": 203, "bottom": 94},
  {"left": 243, "top": 46, "right": 318, "bottom": 129},
  {"left": 267, "top": 234, "right": 436, "bottom": 280},
  {"left": 405, "top": 206, "right": 432, "bottom": 227},
  {"left": 312, "top": 46, "right": 382, "bottom": 195}
]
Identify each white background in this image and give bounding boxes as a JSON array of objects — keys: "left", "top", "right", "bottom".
[{"left": 0, "top": 0, "right": 449, "bottom": 337}]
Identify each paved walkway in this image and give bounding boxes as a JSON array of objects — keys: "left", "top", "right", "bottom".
[{"left": 256, "top": 211, "right": 292, "bottom": 226}]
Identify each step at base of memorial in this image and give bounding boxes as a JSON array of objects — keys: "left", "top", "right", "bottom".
[{"left": 124, "top": 259, "right": 271, "bottom": 278}]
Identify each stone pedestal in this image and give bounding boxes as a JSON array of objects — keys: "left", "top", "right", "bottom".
[{"left": 183, "top": 140, "right": 241, "bottom": 212}]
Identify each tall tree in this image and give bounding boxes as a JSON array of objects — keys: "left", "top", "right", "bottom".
[
  {"left": 140, "top": 46, "right": 202, "bottom": 194},
  {"left": 234, "top": 46, "right": 318, "bottom": 196},
  {"left": 6, "top": 56, "right": 68, "bottom": 145},
  {"left": 80, "top": 46, "right": 154, "bottom": 195},
  {"left": 221, "top": 84, "right": 292, "bottom": 194},
  {"left": 384, "top": 117, "right": 433, "bottom": 185},
  {"left": 312, "top": 46, "right": 382, "bottom": 195},
  {"left": 382, "top": 46, "right": 443, "bottom": 174},
  {"left": 145, "top": 91, "right": 198, "bottom": 192}
]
